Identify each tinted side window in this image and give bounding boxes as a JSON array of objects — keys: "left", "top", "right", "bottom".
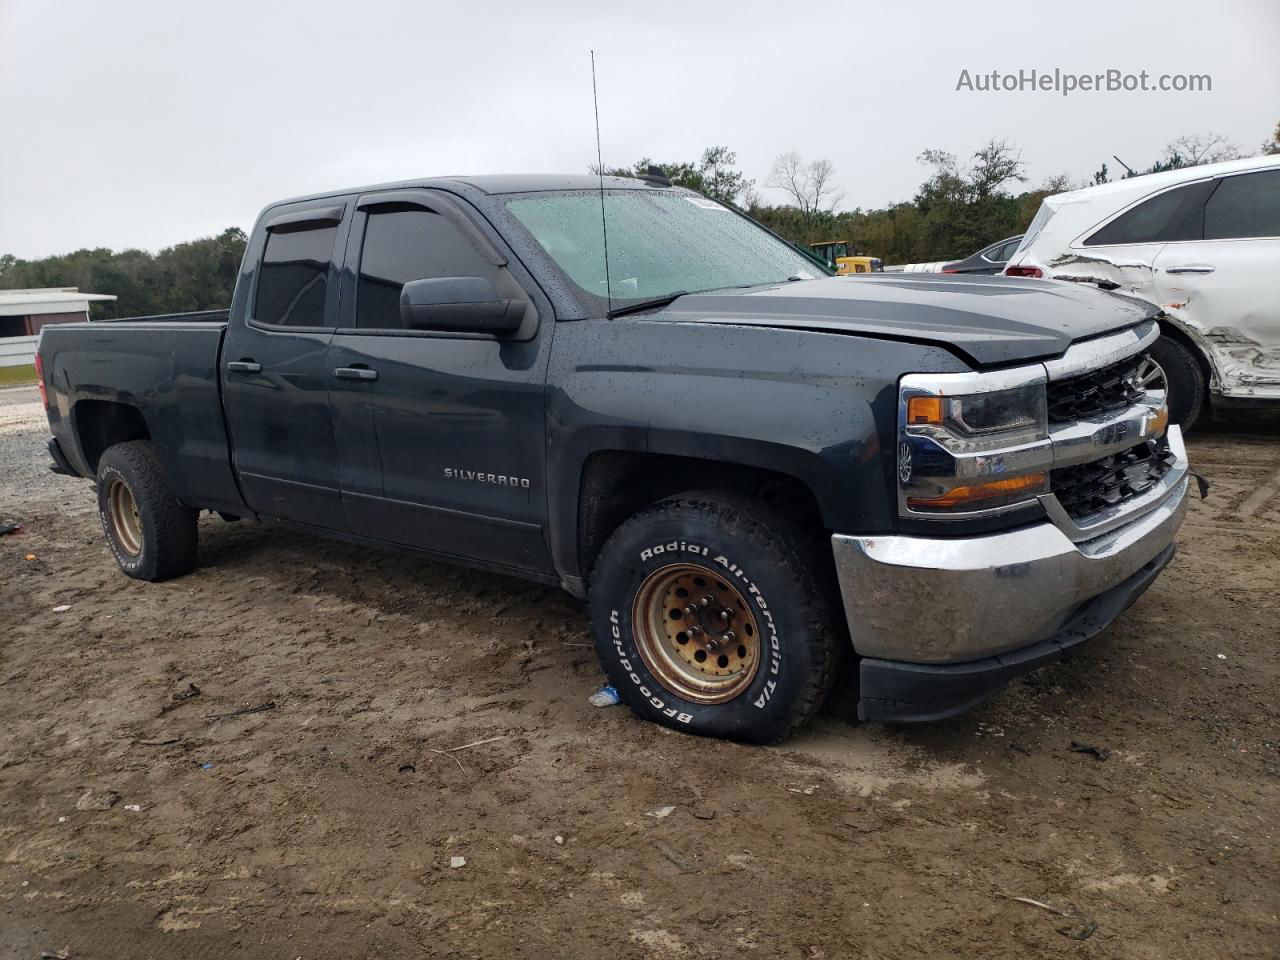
[
  {"left": 1204, "top": 170, "right": 1280, "bottom": 240},
  {"left": 988, "top": 239, "right": 1018, "bottom": 262},
  {"left": 256, "top": 224, "right": 338, "bottom": 327},
  {"left": 357, "top": 206, "right": 500, "bottom": 329},
  {"left": 1084, "top": 181, "right": 1214, "bottom": 246}
]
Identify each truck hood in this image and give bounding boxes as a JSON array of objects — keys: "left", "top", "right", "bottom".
[{"left": 650, "top": 273, "right": 1158, "bottom": 367}]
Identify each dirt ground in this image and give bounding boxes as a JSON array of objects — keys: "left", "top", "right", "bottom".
[{"left": 1, "top": 383, "right": 1277, "bottom": 959}]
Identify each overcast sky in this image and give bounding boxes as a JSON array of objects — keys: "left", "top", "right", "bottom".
[{"left": 2, "top": 0, "right": 1277, "bottom": 259}]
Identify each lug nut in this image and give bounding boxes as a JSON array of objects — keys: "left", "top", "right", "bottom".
[
  {"left": 685, "top": 605, "right": 698, "bottom": 618},
  {"left": 700, "top": 595, "right": 713, "bottom": 608},
  {"left": 689, "top": 625, "right": 702, "bottom": 638},
  {"left": 725, "top": 631, "right": 736, "bottom": 644}
]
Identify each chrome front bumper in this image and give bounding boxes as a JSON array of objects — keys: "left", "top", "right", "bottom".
[{"left": 832, "top": 428, "right": 1190, "bottom": 664}]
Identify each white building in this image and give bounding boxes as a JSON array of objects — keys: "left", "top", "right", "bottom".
[
  {"left": 0, "top": 288, "right": 117, "bottom": 338},
  {"left": 0, "top": 288, "right": 117, "bottom": 369}
]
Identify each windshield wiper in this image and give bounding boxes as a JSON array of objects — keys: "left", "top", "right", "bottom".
[
  {"left": 606, "top": 277, "right": 811, "bottom": 318},
  {"left": 708, "top": 277, "right": 813, "bottom": 291},
  {"left": 607, "top": 291, "right": 689, "bottom": 319}
]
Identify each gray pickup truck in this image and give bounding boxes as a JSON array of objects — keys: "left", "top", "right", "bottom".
[{"left": 36, "top": 174, "right": 1190, "bottom": 742}]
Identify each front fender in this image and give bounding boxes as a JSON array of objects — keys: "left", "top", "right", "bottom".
[{"left": 545, "top": 318, "right": 969, "bottom": 583}]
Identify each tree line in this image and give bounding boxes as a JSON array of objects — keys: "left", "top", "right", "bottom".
[
  {"left": 0, "top": 228, "right": 247, "bottom": 320},
  {"left": 623, "top": 117, "right": 1277, "bottom": 264},
  {"left": 2, "top": 118, "right": 1276, "bottom": 318}
]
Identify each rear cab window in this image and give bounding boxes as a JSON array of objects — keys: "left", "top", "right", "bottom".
[{"left": 255, "top": 223, "right": 340, "bottom": 327}]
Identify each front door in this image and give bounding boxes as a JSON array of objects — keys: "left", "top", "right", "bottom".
[
  {"left": 221, "top": 201, "right": 350, "bottom": 529},
  {"left": 327, "top": 191, "right": 554, "bottom": 574}
]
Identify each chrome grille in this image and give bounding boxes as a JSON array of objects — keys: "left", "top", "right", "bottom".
[
  {"left": 1047, "top": 353, "right": 1147, "bottom": 424},
  {"left": 1050, "top": 435, "right": 1177, "bottom": 521}
]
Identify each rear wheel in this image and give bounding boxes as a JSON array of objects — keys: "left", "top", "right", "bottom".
[
  {"left": 588, "top": 492, "right": 839, "bottom": 744},
  {"left": 1144, "top": 334, "right": 1205, "bottom": 431},
  {"left": 96, "top": 441, "right": 198, "bottom": 581}
]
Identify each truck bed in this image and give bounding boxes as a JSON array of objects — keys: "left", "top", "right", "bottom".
[{"left": 38, "top": 316, "right": 246, "bottom": 517}]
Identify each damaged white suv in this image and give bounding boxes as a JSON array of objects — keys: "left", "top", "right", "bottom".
[{"left": 1004, "top": 154, "right": 1280, "bottom": 428}]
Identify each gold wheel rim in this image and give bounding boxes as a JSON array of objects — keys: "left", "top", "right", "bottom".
[
  {"left": 632, "top": 563, "right": 762, "bottom": 704},
  {"left": 107, "top": 478, "right": 143, "bottom": 557}
]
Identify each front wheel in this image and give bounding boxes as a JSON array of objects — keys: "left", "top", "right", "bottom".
[
  {"left": 588, "top": 493, "right": 839, "bottom": 744},
  {"left": 1143, "top": 334, "right": 1205, "bottom": 431},
  {"left": 96, "top": 440, "right": 198, "bottom": 581}
]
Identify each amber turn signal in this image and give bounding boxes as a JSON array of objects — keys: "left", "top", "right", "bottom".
[
  {"left": 906, "top": 395, "right": 944, "bottom": 425},
  {"left": 1147, "top": 404, "right": 1169, "bottom": 439},
  {"left": 906, "top": 472, "right": 1047, "bottom": 510}
]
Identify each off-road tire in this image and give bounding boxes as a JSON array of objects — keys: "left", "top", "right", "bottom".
[
  {"left": 96, "top": 441, "right": 198, "bottom": 581},
  {"left": 588, "top": 492, "right": 840, "bottom": 744},
  {"left": 1148, "top": 334, "right": 1205, "bottom": 431}
]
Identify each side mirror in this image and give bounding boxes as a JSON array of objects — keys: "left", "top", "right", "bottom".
[{"left": 399, "top": 276, "right": 524, "bottom": 335}]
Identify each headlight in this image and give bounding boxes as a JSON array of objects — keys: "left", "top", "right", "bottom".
[
  {"left": 904, "top": 383, "right": 1047, "bottom": 451},
  {"left": 898, "top": 371, "right": 1051, "bottom": 516}
]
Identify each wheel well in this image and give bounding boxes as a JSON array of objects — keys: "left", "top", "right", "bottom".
[
  {"left": 577, "top": 451, "right": 826, "bottom": 581},
  {"left": 1157, "top": 316, "right": 1215, "bottom": 399},
  {"left": 74, "top": 400, "right": 150, "bottom": 474}
]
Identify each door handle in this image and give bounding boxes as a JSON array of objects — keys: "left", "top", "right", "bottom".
[
  {"left": 226, "top": 360, "right": 262, "bottom": 373},
  {"left": 333, "top": 366, "right": 378, "bottom": 381},
  {"left": 1165, "top": 264, "right": 1215, "bottom": 275}
]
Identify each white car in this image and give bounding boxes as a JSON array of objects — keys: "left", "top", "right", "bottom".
[{"left": 1005, "top": 154, "right": 1280, "bottom": 428}]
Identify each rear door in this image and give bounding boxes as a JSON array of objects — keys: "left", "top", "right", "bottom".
[
  {"left": 1152, "top": 168, "right": 1280, "bottom": 399},
  {"left": 221, "top": 200, "right": 351, "bottom": 528},
  {"left": 327, "top": 189, "right": 555, "bottom": 574}
]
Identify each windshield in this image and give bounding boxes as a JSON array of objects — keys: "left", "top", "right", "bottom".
[{"left": 505, "top": 190, "right": 828, "bottom": 307}]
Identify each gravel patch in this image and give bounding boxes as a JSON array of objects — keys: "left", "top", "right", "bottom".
[{"left": 0, "top": 386, "right": 82, "bottom": 509}]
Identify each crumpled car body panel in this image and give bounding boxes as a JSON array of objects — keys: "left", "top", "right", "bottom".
[{"left": 1037, "top": 243, "right": 1280, "bottom": 400}]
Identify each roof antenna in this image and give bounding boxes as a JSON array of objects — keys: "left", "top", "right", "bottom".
[
  {"left": 1112, "top": 154, "right": 1136, "bottom": 177},
  {"left": 591, "top": 50, "right": 613, "bottom": 316}
]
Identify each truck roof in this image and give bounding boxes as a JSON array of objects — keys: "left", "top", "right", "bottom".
[{"left": 270, "top": 173, "right": 669, "bottom": 209}]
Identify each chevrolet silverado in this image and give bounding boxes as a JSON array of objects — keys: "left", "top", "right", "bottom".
[{"left": 37, "top": 174, "right": 1190, "bottom": 742}]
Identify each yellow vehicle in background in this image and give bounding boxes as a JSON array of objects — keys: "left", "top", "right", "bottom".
[{"left": 810, "top": 240, "right": 883, "bottom": 275}]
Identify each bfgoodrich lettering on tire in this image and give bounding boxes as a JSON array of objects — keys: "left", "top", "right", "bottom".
[
  {"left": 588, "top": 492, "right": 839, "bottom": 743},
  {"left": 96, "top": 440, "right": 199, "bottom": 582}
]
